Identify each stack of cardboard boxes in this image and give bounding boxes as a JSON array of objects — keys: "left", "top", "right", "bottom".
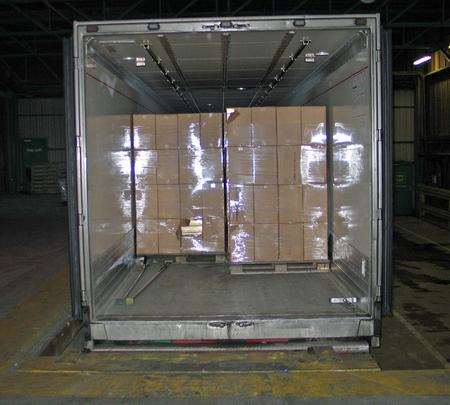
[
  {"left": 134, "top": 113, "right": 225, "bottom": 254},
  {"left": 225, "top": 106, "right": 328, "bottom": 263}
]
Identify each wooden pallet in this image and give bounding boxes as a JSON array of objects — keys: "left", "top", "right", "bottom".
[
  {"left": 30, "top": 163, "right": 60, "bottom": 194},
  {"left": 145, "top": 253, "right": 227, "bottom": 264},
  {"left": 229, "top": 260, "right": 330, "bottom": 275}
]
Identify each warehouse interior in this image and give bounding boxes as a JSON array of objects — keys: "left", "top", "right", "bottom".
[{"left": 1, "top": 1, "right": 450, "bottom": 404}]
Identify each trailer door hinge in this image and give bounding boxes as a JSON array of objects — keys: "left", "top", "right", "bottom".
[
  {"left": 376, "top": 285, "right": 382, "bottom": 301},
  {"left": 81, "top": 289, "right": 87, "bottom": 306},
  {"left": 377, "top": 208, "right": 382, "bottom": 220},
  {"left": 377, "top": 128, "right": 382, "bottom": 142}
]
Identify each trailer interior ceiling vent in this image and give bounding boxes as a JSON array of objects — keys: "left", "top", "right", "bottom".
[{"left": 71, "top": 15, "right": 388, "bottom": 349}]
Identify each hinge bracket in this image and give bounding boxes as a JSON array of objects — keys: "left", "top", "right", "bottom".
[{"left": 81, "top": 289, "right": 88, "bottom": 306}]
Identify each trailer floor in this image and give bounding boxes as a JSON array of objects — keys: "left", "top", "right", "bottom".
[
  {"left": 99, "top": 264, "right": 362, "bottom": 318},
  {"left": 0, "top": 196, "right": 449, "bottom": 403}
]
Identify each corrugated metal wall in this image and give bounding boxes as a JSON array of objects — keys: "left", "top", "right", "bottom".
[
  {"left": 394, "top": 89, "right": 415, "bottom": 162},
  {"left": 0, "top": 98, "right": 8, "bottom": 192},
  {"left": 17, "top": 98, "right": 66, "bottom": 165},
  {"left": 426, "top": 71, "right": 450, "bottom": 140}
]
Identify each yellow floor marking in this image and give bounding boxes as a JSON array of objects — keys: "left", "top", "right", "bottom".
[{"left": 0, "top": 268, "right": 70, "bottom": 371}]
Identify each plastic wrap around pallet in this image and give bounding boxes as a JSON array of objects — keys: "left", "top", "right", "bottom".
[
  {"left": 225, "top": 106, "right": 328, "bottom": 264},
  {"left": 134, "top": 113, "right": 225, "bottom": 255}
]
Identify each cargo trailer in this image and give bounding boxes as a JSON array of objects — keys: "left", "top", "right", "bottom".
[{"left": 65, "top": 15, "right": 392, "bottom": 349}]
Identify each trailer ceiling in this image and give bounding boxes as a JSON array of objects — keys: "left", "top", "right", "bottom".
[
  {"left": 0, "top": 0, "right": 448, "bottom": 97},
  {"left": 89, "top": 28, "right": 359, "bottom": 112}
]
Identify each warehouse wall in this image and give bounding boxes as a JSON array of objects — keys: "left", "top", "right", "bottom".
[
  {"left": 0, "top": 98, "right": 7, "bottom": 192},
  {"left": 17, "top": 98, "right": 66, "bottom": 166},
  {"left": 393, "top": 89, "right": 415, "bottom": 162},
  {"left": 426, "top": 70, "right": 450, "bottom": 140}
]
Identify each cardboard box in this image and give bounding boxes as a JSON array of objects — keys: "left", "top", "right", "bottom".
[
  {"left": 179, "top": 148, "right": 223, "bottom": 184},
  {"left": 225, "top": 107, "right": 252, "bottom": 147},
  {"left": 254, "top": 185, "right": 278, "bottom": 223},
  {"left": 158, "top": 219, "right": 180, "bottom": 253},
  {"left": 252, "top": 107, "right": 276, "bottom": 146},
  {"left": 254, "top": 223, "right": 278, "bottom": 261},
  {"left": 303, "top": 222, "right": 328, "bottom": 260},
  {"left": 156, "top": 149, "right": 179, "bottom": 184},
  {"left": 302, "top": 106, "right": 326, "bottom": 145},
  {"left": 279, "top": 223, "right": 303, "bottom": 261},
  {"left": 178, "top": 113, "right": 200, "bottom": 149},
  {"left": 180, "top": 184, "right": 202, "bottom": 219},
  {"left": 156, "top": 114, "right": 178, "bottom": 149},
  {"left": 228, "top": 223, "right": 254, "bottom": 262},
  {"left": 133, "top": 114, "right": 156, "bottom": 150},
  {"left": 303, "top": 184, "right": 327, "bottom": 223},
  {"left": 253, "top": 146, "right": 277, "bottom": 184},
  {"left": 136, "top": 219, "right": 158, "bottom": 254},
  {"left": 226, "top": 147, "right": 254, "bottom": 184},
  {"left": 135, "top": 184, "right": 158, "bottom": 219},
  {"left": 89, "top": 185, "right": 132, "bottom": 220},
  {"left": 201, "top": 112, "right": 223, "bottom": 148},
  {"left": 203, "top": 217, "right": 225, "bottom": 252},
  {"left": 134, "top": 150, "right": 157, "bottom": 184},
  {"left": 201, "top": 149, "right": 223, "bottom": 182},
  {"left": 277, "top": 146, "right": 301, "bottom": 184},
  {"left": 88, "top": 115, "right": 131, "bottom": 151},
  {"left": 202, "top": 182, "right": 224, "bottom": 218},
  {"left": 227, "top": 185, "right": 253, "bottom": 224},
  {"left": 157, "top": 185, "right": 180, "bottom": 219},
  {"left": 300, "top": 145, "right": 326, "bottom": 184},
  {"left": 277, "top": 107, "right": 301, "bottom": 145},
  {"left": 278, "top": 185, "right": 303, "bottom": 223}
]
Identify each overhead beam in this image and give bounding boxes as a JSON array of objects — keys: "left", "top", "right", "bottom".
[
  {"left": 394, "top": 17, "right": 450, "bottom": 60},
  {"left": 175, "top": 0, "right": 200, "bottom": 17},
  {"left": 117, "top": 0, "right": 146, "bottom": 19},
  {"left": 9, "top": 3, "right": 62, "bottom": 40},
  {"left": 386, "top": 0, "right": 421, "bottom": 25},
  {"left": 0, "top": 29, "right": 70, "bottom": 38},
  {"left": 0, "top": 52, "right": 61, "bottom": 58},
  {"left": 42, "top": 0, "right": 72, "bottom": 25},
  {"left": 231, "top": 0, "right": 254, "bottom": 16},
  {"left": 63, "top": 2, "right": 92, "bottom": 20},
  {"left": 0, "top": 27, "right": 60, "bottom": 80}
]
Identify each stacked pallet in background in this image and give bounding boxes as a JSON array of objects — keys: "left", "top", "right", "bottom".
[
  {"left": 30, "top": 163, "right": 60, "bottom": 194},
  {"left": 225, "top": 106, "right": 327, "bottom": 263},
  {"left": 134, "top": 113, "right": 225, "bottom": 255}
]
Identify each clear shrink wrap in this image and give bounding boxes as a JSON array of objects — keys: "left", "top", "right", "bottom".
[
  {"left": 135, "top": 113, "right": 225, "bottom": 255},
  {"left": 133, "top": 114, "right": 156, "bottom": 150},
  {"left": 226, "top": 105, "right": 328, "bottom": 264},
  {"left": 228, "top": 223, "right": 254, "bottom": 262},
  {"left": 86, "top": 115, "right": 133, "bottom": 263},
  {"left": 155, "top": 114, "right": 178, "bottom": 149},
  {"left": 201, "top": 112, "right": 223, "bottom": 148}
]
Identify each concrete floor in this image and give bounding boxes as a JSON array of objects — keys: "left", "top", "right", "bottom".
[{"left": 0, "top": 194, "right": 449, "bottom": 403}]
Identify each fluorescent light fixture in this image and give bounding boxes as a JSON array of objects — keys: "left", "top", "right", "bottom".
[
  {"left": 237, "top": 87, "right": 246, "bottom": 91},
  {"left": 413, "top": 55, "right": 431, "bottom": 66},
  {"left": 123, "top": 56, "right": 134, "bottom": 61},
  {"left": 316, "top": 51, "right": 329, "bottom": 56}
]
